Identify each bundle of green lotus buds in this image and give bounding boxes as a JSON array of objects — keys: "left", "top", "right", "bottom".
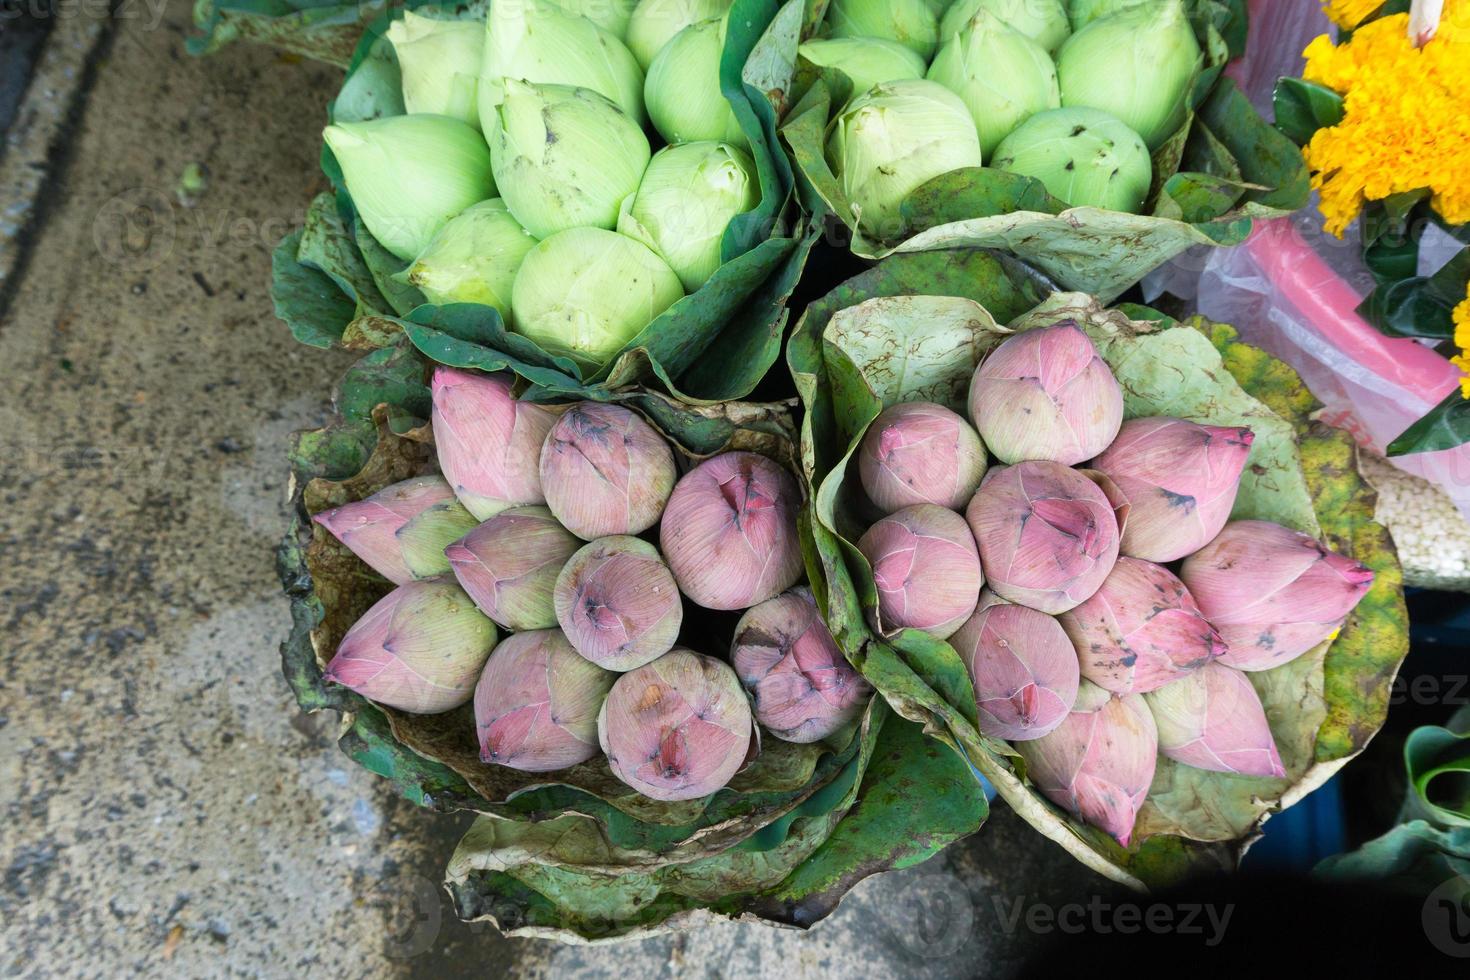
[
  {"left": 804, "top": 0, "right": 1201, "bottom": 235},
  {"left": 321, "top": 0, "right": 763, "bottom": 371},
  {"left": 848, "top": 321, "right": 1375, "bottom": 844},
  {"left": 313, "top": 367, "right": 872, "bottom": 801}
]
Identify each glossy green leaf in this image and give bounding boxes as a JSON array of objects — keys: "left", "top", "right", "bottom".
[
  {"left": 1389, "top": 388, "right": 1470, "bottom": 456},
  {"left": 1272, "top": 77, "right": 1344, "bottom": 146}
]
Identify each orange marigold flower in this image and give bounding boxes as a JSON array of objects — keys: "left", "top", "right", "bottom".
[
  {"left": 1324, "top": 0, "right": 1385, "bottom": 29},
  {"left": 1454, "top": 292, "right": 1470, "bottom": 399},
  {"left": 1301, "top": 12, "right": 1470, "bottom": 237}
]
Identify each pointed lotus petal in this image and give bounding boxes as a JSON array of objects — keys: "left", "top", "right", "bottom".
[
  {"left": 430, "top": 367, "right": 555, "bottom": 520},
  {"left": 598, "top": 649, "right": 753, "bottom": 801},
  {"left": 446, "top": 506, "right": 581, "bottom": 630},
  {"left": 858, "top": 401, "right": 988, "bottom": 513},
  {"left": 966, "top": 460, "right": 1119, "bottom": 614},
  {"left": 967, "top": 322, "right": 1123, "bottom": 465},
  {"left": 660, "top": 452, "right": 803, "bottom": 610},
  {"left": 951, "top": 590, "right": 1079, "bottom": 740},
  {"left": 312, "top": 475, "right": 465, "bottom": 584},
  {"left": 395, "top": 500, "right": 480, "bottom": 580},
  {"left": 474, "top": 628, "right": 615, "bottom": 772},
  {"left": 1144, "top": 662, "right": 1285, "bottom": 778},
  {"left": 1090, "top": 417, "right": 1255, "bottom": 562},
  {"left": 554, "top": 536, "right": 682, "bottom": 671},
  {"left": 1015, "top": 681, "right": 1157, "bottom": 846},
  {"left": 323, "top": 579, "right": 498, "bottom": 714},
  {"left": 731, "top": 589, "right": 872, "bottom": 743},
  {"left": 539, "top": 402, "right": 676, "bottom": 539},
  {"left": 1061, "top": 557, "right": 1225, "bottom": 694},
  {"left": 857, "top": 503, "right": 983, "bottom": 638},
  {"left": 1180, "top": 520, "right": 1375, "bottom": 671}
]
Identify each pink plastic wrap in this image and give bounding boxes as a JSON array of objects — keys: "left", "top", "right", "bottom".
[{"left": 1196, "top": 217, "right": 1470, "bottom": 517}]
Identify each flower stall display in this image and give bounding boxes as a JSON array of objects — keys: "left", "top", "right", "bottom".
[
  {"left": 776, "top": 0, "right": 1308, "bottom": 300},
  {"left": 1273, "top": 2, "right": 1470, "bottom": 459},
  {"left": 788, "top": 249, "right": 1407, "bottom": 886},
  {"left": 267, "top": 0, "right": 817, "bottom": 404},
  {"left": 280, "top": 344, "right": 988, "bottom": 939}
]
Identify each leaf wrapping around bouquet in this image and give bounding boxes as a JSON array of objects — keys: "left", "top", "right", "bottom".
[
  {"left": 279, "top": 341, "right": 989, "bottom": 936},
  {"left": 446, "top": 699, "right": 989, "bottom": 941},
  {"left": 790, "top": 250, "right": 1407, "bottom": 889},
  {"left": 267, "top": 0, "right": 817, "bottom": 403},
  {"left": 778, "top": 0, "right": 1308, "bottom": 300}
]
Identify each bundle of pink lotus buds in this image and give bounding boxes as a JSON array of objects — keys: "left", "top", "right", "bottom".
[
  {"left": 855, "top": 323, "right": 1375, "bottom": 845},
  {"left": 313, "top": 367, "right": 871, "bottom": 801}
]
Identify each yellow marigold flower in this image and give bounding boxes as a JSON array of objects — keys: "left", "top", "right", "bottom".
[
  {"left": 1301, "top": 12, "right": 1470, "bottom": 236},
  {"left": 1324, "top": 0, "right": 1384, "bottom": 29},
  {"left": 1454, "top": 293, "right": 1470, "bottom": 399}
]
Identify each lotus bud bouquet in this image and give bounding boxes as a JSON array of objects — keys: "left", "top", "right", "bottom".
[
  {"left": 777, "top": 0, "right": 1309, "bottom": 299},
  {"left": 281, "top": 344, "right": 990, "bottom": 939},
  {"left": 269, "top": 0, "right": 818, "bottom": 404},
  {"left": 790, "top": 249, "right": 1407, "bottom": 884}
]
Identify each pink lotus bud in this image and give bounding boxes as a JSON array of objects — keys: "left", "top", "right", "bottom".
[
  {"left": 313, "top": 475, "right": 474, "bottom": 584},
  {"left": 1015, "top": 682, "right": 1157, "bottom": 846},
  {"left": 554, "top": 535, "right": 683, "bottom": 671},
  {"left": 1144, "top": 662, "right": 1285, "bottom": 778},
  {"left": 598, "top": 648, "right": 754, "bottom": 801},
  {"left": 857, "top": 503, "right": 983, "bottom": 639},
  {"left": 445, "top": 506, "right": 581, "bottom": 631},
  {"left": 473, "top": 628, "right": 616, "bottom": 772},
  {"left": 659, "top": 452, "right": 803, "bottom": 610},
  {"left": 950, "top": 591, "right": 1079, "bottom": 741},
  {"left": 1060, "top": 557, "right": 1225, "bottom": 695},
  {"left": 731, "top": 589, "right": 873, "bottom": 743},
  {"left": 539, "top": 402, "right": 677, "bottom": 539},
  {"left": 1089, "top": 417, "right": 1255, "bottom": 562},
  {"left": 968, "top": 322, "right": 1123, "bottom": 465},
  {"left": 857, "top": 401, "right": 989, "bottom": 513},
  {"left": 1180, "top": 520, "right": 1375, "bottom": 671},
  {"left": 323, "top": 579, "right": 498, "bottom": 714},
  {"left": 966, "top": 461, "right": 1120, "bottom": 614},
  {"left": 430, "top": 366, "right": 556, "bottom": 519}
]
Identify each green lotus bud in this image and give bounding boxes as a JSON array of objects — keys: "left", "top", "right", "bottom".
[
  {"left": 400, "top": 200, "right": 537, "bottom": 323},
  {"left": 386, "top": 11, "right": 483, "bottom": 127},
  {"left": 323, "top": 115, "right": 494, "bottom": 262},
  {"left": 626, "top": 0, "right": 733, "bottom": 69},
  {"left": 644, "top": 17, "right": 746, "bottom": 147},
  {"left": 618, "top": 141, "right": 757, "bottom": 291},
  {"left": 1066, "top": 0, "right": 1150, "bottom": 30},
  {"left": 1056, "top": 0, "right": 1200, "bottom": 150},
  {"left": 827, "top": 79, "right": 982, "bottom": 240},
  {"left": 798, "top": 37, "right": 927, "bottom": 97},
  {"left": 992, "top": 107, "right": 1152, "bottom": 213},
  {"left": 511, "top": 227, "right": 684, "bottom": 369},
  {"left": 939, "top": 0, "right": 1069, "bottom": 54},
  {"left": 553, "top": 0, "right": 639, "bottom": 37},
  {"left": 927, "top": 10, "right": 1059, "bottom": 156},
  {"left": 479, "top": 0, "right": 646, "bottom": 128},
  {"left": 488, "top": 80, "right": 651, "bottom": 239},
  {"left": 826, "top": 0, "right": 939, "bottom": 60}
]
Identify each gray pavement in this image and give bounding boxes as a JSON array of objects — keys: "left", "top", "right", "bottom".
[{"left": 0, "top": 6, "right": 1106, "bottom": 977}]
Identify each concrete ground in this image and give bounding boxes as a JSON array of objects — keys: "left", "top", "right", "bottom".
[{"left": 0, "top": 6, "right": 1108, "bottom": 977}]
